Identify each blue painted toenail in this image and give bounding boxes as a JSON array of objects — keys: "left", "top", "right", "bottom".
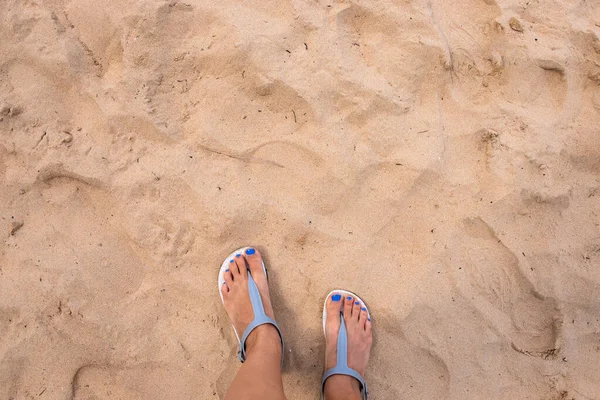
[
  {"left": 362, "top": 307, "right": 366, "bottom": 311},
  {"left": 246, "top": 248, "right": 255, "bottom": 255},
  {"left": 236, "top": 254, "right": 241, "bottom": 257},
  {"left": 229, "top": 259, "right": 234, "bottom": 263},
  {"left": 332, "top": 294, "right": 341, "bottom": 302},
  {"left": 355, "top": 301, "right": 360, "bottom": 305},
  {"left": 368, "top": 317, "right": 371, "bottom": 321},
  {"left": 225, "top": 269, "right": 229, "bottom": 272},
  {"left": 346, "top": 296, "right": 352, "bottom": 301}
]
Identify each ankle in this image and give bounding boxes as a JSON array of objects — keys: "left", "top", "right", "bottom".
[
  {"left": 324, "top": 375, "right": 362, "bottom": 400},
  {"left": 245, "top": 324, "right": 281, "bottom": 355}
]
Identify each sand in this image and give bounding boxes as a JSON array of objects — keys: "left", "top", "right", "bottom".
[{"left": 1, "top": 0, "right": 600, "bottom": 398}]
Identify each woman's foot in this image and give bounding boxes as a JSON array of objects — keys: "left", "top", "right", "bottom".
[
  {"left": 221, "top": 247, "right": 286, "bottom": 400},
  {"left": 221, "top": 248, "right": 279, "bottom": 353},
  {"left": 323, "top": 292, "right": 373, "bottom": 400}
]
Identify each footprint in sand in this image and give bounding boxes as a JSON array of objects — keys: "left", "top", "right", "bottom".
[
  {"left": 334, "top": 2, "right": 445, "bottom": 98},
  {"left": 125, "top": 181, "right": 198, "bottom": 266},
  {"left": 191, "top": 75, "right": 316, "bottom": 149},
  {"left": 451, "top": 217, "right": 562, "bottom": 358},
  {"left": 559, "top": 315, "right": 600, "bottom": 398},
  {"left": 231, "top": 140, "right": 347, "bottom": 216}
]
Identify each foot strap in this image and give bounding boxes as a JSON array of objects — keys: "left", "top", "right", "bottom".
[
  {"left": 238, "top": 271, "right": 284, "bottom": 368},
  {"left": 321, "top": 312, "right": 369, "bottom": 399}
]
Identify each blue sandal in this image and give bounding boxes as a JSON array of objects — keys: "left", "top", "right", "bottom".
[
  {"left": 321, "top": 290, "right": 370, "bottom": 400},
  {"left": 218, "top": 247, "right": 284, "bottom": 367}
]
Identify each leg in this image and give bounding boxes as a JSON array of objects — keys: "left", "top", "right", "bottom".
[
  {"left": 221, "top": 249, "right": 286, "bottom": 400},
  {"left": 323, "top": 294, "right": 373, "bottom": 400},
  {"left": 224, "top": 325, "right": 285, "bottom": 400}
]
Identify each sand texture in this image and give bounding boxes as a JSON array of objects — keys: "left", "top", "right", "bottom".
[{"left": 1, "top": 0, "right": 600, "bottom": 398}]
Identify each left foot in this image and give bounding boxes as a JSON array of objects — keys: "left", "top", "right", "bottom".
[{"left": 221, "top": 248, "right": 278, "bottom": 351}]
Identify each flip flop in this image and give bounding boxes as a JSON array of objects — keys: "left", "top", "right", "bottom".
[
  {"left": 218, "top": 246, "right": 284, "bottom": 368},
  {"left": 321, "top": 290, "right": 370, "bottom": 400}
]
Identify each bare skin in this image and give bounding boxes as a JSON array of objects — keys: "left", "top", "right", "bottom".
[
  {"left": 323, "top": 293, "right": 373, "bottom": 400},
  {"left": 221, "top": 248, "right": 372, "bottom": 399},
  {"left": 221, "top": 248, "right": 286, "bottom": 400}
]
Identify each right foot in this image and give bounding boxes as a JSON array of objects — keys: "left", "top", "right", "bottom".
[{"left": 323, "top": 292, "right": 373, "bottom": 399}]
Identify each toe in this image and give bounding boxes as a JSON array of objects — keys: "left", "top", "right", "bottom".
[
  {"left": 359, "top": 306, "right": 369, "bottom": 327},
  {"left": 325, "top": 292, "right": 343, "bottom": 335},
  {"left": 365, "top": 318, "right": 373, "bottom": 345},
  {"left": 223, "top": 268, "right": 233, "bottom": 286},
  {"left": 353, "top": 300, "right": 362, "bottom": 320},
  {"left": 326, "top": 292, "right": 343, "bottom": 315},
  {"left": 234, "top": 252, "right": 243, "bottom": 266},
  {"left": 234, "top": 254, "right": 247, "bottom": 278},
  {"left": 325, "top": 292, "right": 344, "bottom": 370},
  {"left": 343, "top": 295, "right": 354, "bottom": 320},
  {"left": 221, "top": 282, "right": 229, "bottom": 296},
  {"left": 244, "top": 247, "right": 265, "bottom": 280},
  {"left": 228, "top": 258, "right": 239, "bottom": 277}
]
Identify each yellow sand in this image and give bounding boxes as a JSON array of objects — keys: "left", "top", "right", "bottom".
[{"left": 1, "top": 0, "right": 600, "bottom": 399}]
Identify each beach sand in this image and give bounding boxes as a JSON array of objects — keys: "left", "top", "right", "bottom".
[{"left": 1, "top": 0, "right": 600, "bottom": 398}]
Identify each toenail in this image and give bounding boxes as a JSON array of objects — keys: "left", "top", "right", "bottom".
[
  {"left": 368, "top": 317, "right": 371, "bottom": 321},
  {"left": 245, "top": 248, "right": 256, "bottom": 255},
  {"left": 225, "top": 269, "right": 229, "bottom": 272},
  {"left": 355, "top": 301, "right": 360, "bottom": 305},
  {"left": 361, "top": 307, "right": 366, "bottom": 311},
  {"left": 229, "top": 259, "right": 234, "bottom": 263},
  {"left": 332, "top": 294, "right": 341, "bottom": 302},
  {"left": 235, "top": 254, "right": 241, "bottom": 257},
  {"left": 346, "top": 296, "right": 352, "bottom": 301}
]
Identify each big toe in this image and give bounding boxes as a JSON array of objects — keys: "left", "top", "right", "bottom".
[
  {"left": 325, "top": 293, "right": 343, "bottom": 334},
  {"left": 244, "top": 247, "right": 265, "bottom": 279}
]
